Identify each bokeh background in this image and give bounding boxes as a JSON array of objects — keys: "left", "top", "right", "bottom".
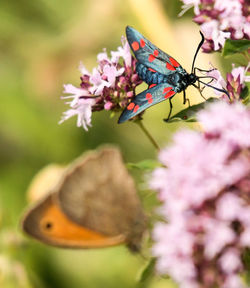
[{"left": 0, "top": 0, "right": 228, "bottom": 287}]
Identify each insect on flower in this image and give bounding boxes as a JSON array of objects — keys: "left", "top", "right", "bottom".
[{"left": 118, "top": 26, "right": 230, "bottom": 124}]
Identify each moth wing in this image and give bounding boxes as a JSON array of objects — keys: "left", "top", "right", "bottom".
[
  {"left": 118, "top": 83, "right": 176, "bottom": 123},
  {"left": 21, "top": 194, "right": 125, "bottom": 248},
  {"left": 126, "top": 26, "right": 181, "bottom": 75}
]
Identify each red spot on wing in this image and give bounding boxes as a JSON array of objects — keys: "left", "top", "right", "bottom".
[
  {"left": 148, "top": 54, "right": 156, "bottom": 62},
  {"left": 166, "top": 63, "right": 175, "bottom": 71},
  {"left": 164, "top": 90, "right": 175, "bottom": 99},
  {"left": 140, "top": 39, "right": 145, "bottom": 48},
  {"left": 127, "top": 102, "right": 135, "bottom": 110},
  {"left": 133, "top": 105, "right": 139, "bottom": 113},
  {"left": 149, "top": 84, "right": 157, "bottom": 88},
  {"left": 153, "top": 49, "right": 159, "bottom": 56},
  {"left": 169, "top": 57, "right": 180, "bottom": 67},
  {"left": 146, "top": 93, "right": 152, "bottom": 99},
  {"left": 148, "top": 68, "right": 156, "bottom": 72},
  {"left": 163, "top": 87, "right": 172, "bottom": 93},
  {"left": 148, "top": 98, "right": 153, "bottom": 104},
  {"left": 132, "top": 42, "right": 139, "bottom": 51}
]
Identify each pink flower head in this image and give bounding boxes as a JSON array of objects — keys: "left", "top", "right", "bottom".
[
  {"left": 151, "top": 101, "right": 250, "bottom": 287},
  {"left": 206, "top": 67, "right": 227, "bottom": 96},
  {"left": 60, "top": 35, "right": 142, "bottom": 130},
  {"left": 180, "top": 0, "right": 250, "bottom": 52},
  {"left": 59, "top": 97, "right": 95, "bottom": 131},
  {"left": 111, "top": 36, "right": 132, "bottom": 67},
  {"left": 206, "top": 64, "right": 250, "bottom": 101}
]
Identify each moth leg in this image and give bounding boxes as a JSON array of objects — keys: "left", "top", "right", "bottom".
[
  {"left": 183, "top": 89, "right": 186, "bottom": 105},
  {"left": 192, "top": 83, "right": 207, "bottom": 101},
  {"left": 182, "top": 89, "right": 191, "bottom": 107},
  {"left": 163, "top": 98, "right": 173, "bottom": 122}
]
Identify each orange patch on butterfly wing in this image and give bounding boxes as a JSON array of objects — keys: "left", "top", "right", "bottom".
[
  {"left": 22, "top": 196, "right": 125, "bottom": 248},
  {"left": 164, "top": 90, "right": 175, "bottom": 99},
  {"left": 148, "top": 55, "right": 156, "bottom": 62},
  {"left": 169, "top": 57, "right": 180, "bottom": 67},
  {"left": 140, "top": 39, "right": 145, "bottom": 48},
  {"left": 153, "top": 50, "right": 159, "bottom": 56},
  {"left": 163, "top": 87, "right": 172, "bottom": 93},
  {"left": 148, "top": 98, "right": 153, "bottom": 104},
  {"left": 166, "top": 63, "right": 175, "bottom": 71},
  {"left": 127, "top": 102, "right": 135, "bottom": 110},
  {"left": 132, "top": 42, "right": 139, "bottom": 51},
  {"left": 146, "top": 93, "right": 152, "bottom": 99},
  {"left": 133, "top": 105, "right": 140, "bottom": 113},
  {"left": 149, "top": 84, "right": 157, "bottom": 88}
]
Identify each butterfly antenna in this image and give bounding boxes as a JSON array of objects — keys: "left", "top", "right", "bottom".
[
  {"left": 198, "top": 79, "right": 230, "bottom": 99},
  {"left": 191, "top": 31, "right": 205, "bottom": 74}
]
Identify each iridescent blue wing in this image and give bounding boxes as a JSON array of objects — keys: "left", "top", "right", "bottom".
[
  {"left": 118, "top": 83, "right": 176, "bottom": 123},
  {"left": 126, "top": 26, "right": 182, "bottom": 75}
]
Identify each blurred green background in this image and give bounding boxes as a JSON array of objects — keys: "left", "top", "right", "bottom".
[{"left": 0, "top": 0, "right": 223, "bottom": 287}]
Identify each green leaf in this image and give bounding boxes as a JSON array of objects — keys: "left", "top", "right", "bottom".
[
  {"left": 127, "top": 160, "right": 161, "bottom": 171},
  {"left": 223, "top": 39, "right": 250, "bottom": 57},
  {"left": 136, "top": 258, "right": 156, "bottom": 284},
  {"left": 109, "top": 111, "right": 115, "bottom": 118},
  {"left": 167, "top": 98, "right": 218, "bottom": 123},
  {"left": 241, "top": 86, "right": 249, "bottom": 101}
]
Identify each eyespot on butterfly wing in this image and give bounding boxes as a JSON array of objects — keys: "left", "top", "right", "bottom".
[
  {"left": 21, "top": 146, "right": 146, "bottom": 251},
  {"left": 21, "top": 193, "right": 126, "bottom": 248}
]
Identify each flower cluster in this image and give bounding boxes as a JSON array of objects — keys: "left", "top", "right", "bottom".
[
  {"left": 151, "top": 101, "right": 250, "bottom": 288},
  {"left": 59, "top": 37, "right": 141, "bottom": 130},
  {"left": 180, "top": 0, "right": 250, "bottom": 52},
  {"left": 207, "top": 64, "right": 250, "bottom": 101}
]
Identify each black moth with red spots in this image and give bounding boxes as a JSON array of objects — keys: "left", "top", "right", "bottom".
[{"left": 118, "top": 26, "right": 229, "bottom": 124}]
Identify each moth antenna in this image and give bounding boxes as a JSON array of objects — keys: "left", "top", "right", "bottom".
[
  {"left": 79, "top": 95, "right": 99, "bottom": 99},
  {"left": 191, "top": 31, "right": 205, "bottom": 74},
  {"left": 198, "top": 79, "right": 230, "bottom": 100}
]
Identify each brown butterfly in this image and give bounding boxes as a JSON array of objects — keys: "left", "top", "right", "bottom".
[{"left": 22, "top": 147, "right": 146, "bottom": 251}]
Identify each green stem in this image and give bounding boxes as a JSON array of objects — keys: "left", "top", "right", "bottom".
[{"left": 136, "top": 120, "right": 160, "bottom": 151}]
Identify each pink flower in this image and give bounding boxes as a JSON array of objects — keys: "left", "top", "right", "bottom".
[
  {"left": 151, "top": 101, "right": 250, "bottom": 287},
  {"left": 59, "top": 84, "right": 95, "bottom": 131},
  {"left": 102, "top": 64, "right": 125, "bottom": 87},
  {"left": 60, "top": 36, "right": 142, "bottom": 130},
  {"left": 218, "top": 248, "right": 242, "bottom": 274},
  {"left": 206, "top": 67, "right": 227, "bottom": 96},
  {"left": 104, "top": 101, "right": 113, "bottom": 110},
  {"left": 59, "top": 98, "right": 95, "bottom": 131},
  {"left": 222, "top": 275, "right": 246, "bottom": 288},
  {"left": 180, "top": 0, "right": 250, "bottom": 52},
  {"left": 111, "top": 36, "right": 132, "bottom": 67},
  {"left": 206, "top": 65, "right": 250, "bottom": 101},
  {"left": 179, "top": 0, "right": 201, "bottom": 16},
  {"left": 201, "top": 20, "right": 231, "bottom": 51},
  {"left": 198, "top": 101, "right": 250, "bottom": 147}
]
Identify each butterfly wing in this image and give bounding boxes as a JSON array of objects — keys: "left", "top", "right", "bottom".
[
  {"left": 22, "top": 194, "right": 125, "bottom": 248},
  {"left": 126, "top": 26, "right": 181, "bottom": 75},
  {"left": 118, "top": 83, "right": 176, "bottom": 123},
  {"left": 57, "top": 147, "right": 146, "bottom": 251}
]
